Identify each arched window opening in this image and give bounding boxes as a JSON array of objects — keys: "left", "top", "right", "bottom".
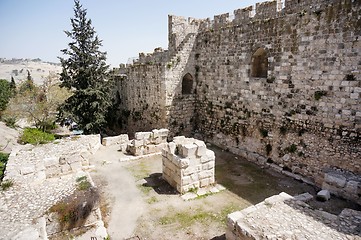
[
  {"left": 182, "top": 73, "right": 193, "bottom": 95},
  {"left": 251, "top": 48, "right": 268, "bottom": 78}
]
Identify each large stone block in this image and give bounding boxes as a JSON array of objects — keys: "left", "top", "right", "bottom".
[
  {"left": 324, "top": 172, "right": 347, "bottom": 188},
  {"left": 44, "top": 157, "right": 59, "bottom": 168},
  {"left": 135, "top": 131, "right": 152, "bottom": 140},
  {"left": 181, "top": 144, "right": 197, "bottom": 158},
  {"left": 101, "top": 134, "right": 129, "bottom": 146}
]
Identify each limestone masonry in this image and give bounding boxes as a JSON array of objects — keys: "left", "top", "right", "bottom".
[
  {"left": 162, "top": 137, "right": 215, "bottom": 193},
  {"left": 226, "top": 192, "right": 361, "bottom": 240},
  {"left": 112, "top": 0, "right": 361, "bottom": 203}
]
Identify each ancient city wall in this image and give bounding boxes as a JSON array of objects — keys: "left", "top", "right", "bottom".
[
  {"left": 114, "top": 61, "right": 167, "bottom": 135},
  {"left": 114, "top": 0, "right": 361, "bottom": 201},
  {"left": 194, "top": 0, "right": 360, "bottom": 188}
]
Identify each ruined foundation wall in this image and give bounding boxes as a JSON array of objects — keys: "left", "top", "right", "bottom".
[{"left": 193, "top": 0, "right": 361, "bottom": 188}]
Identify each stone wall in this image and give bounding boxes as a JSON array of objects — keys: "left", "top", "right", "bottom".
[
  {"left": 193, "top": 0, "right": 361, "bottom": 201},
  {"left": 226, "top": 192, "right": 361, "bottom": 240},
  {"left": 114, "top": 0, "right": 361, "bottom": 202},
  {"left": 126, "top": 129, "right": 169, "bottom": 156},
  {"left": 162, "top": 136, "right": 215, "bottom": 193}
]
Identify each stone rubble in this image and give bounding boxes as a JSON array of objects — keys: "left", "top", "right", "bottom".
[{"left": 226, "top": 192, "right": 361, "bottom": 240}]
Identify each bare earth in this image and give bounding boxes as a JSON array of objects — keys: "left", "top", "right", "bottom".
[{"left": 89, "top": 145, "right": 251, "bottom": 240}]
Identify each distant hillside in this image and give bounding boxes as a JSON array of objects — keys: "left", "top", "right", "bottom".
[{"left": 0, "top": 58, "right": 61, "bottom": 85}]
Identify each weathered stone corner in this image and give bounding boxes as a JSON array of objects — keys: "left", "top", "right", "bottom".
[{"left": 162, "top": 137, "right": 215, "bottom": 194}]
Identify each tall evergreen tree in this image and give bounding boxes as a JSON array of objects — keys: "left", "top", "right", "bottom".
[{"left": 58, "top": 0, "right": 111, "bottom": 134}]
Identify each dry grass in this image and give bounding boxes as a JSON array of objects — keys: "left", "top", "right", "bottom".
[{"left": 49, "top": 187, "right": 99, "bottom": 230}]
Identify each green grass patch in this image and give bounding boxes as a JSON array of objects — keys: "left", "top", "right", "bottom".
[
  {"left": 159, "top": 204, "right": 239, "bottom": 228},
  {"left": 20, "top": 127, "right": 55, "bottom": 145}
]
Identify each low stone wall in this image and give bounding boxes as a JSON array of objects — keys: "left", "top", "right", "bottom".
[
  {"left": 226, "top": 192, "right": 361, "bottom": 240},
  {"left": 0, "top": 134, "right": 102, "bottom": 239},
  {"left": 162, "top": 136, "right": 215, "bottom": 194},
  {"left": 5, "top": 135, "right": 101, "bottom": 183},
  {"left": 321, "top": 169, "right": 361, "bottom": 205},
  {"left": 101, "top": 134, "right": 129, "bottom": 148},
  {"left": 126, "top": 129, "right": 169, "bottom": 156}
]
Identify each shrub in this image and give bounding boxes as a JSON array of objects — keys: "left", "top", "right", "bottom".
[
  {"left": 50, "top": 188, "right": 99, "bottom": 230},
  {"left": 3, "top": 116, "right": 17, "bottom": 128},
  {"left": 314, "top": 90, "right": 327, "bottom": 100},
  {"left": 285, "top": 144, "right": 297, "bottom": 153},
  {"left": 20, "top": 128, "right": 55, "bottom": 145},
  {"left": 259, "top": 128, "right": 268, "bottom": 138},
  {"left": 0, "top": 152, "right": 10, "bottom": 181},
  {"left": 76, "top": 176, "right": 91, "bottom": 191}
]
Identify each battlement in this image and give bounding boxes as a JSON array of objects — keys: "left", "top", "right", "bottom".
[
  {"left": 125, "top": 47, "right": 169, "bottom": 67},
  {"left": 198, "top": 0, "right": 343, "bottom": 31}
]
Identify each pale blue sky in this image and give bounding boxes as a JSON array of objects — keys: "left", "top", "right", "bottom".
[{"left": 0, "top": 0, "right": 260, "bottom": 67}]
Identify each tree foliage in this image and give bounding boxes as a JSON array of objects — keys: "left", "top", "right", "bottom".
[
  {"left": 0, "top": 79, "right": 11, "bottom": 113},
  {"left": 4, "top": 73, "right": 71, "bottom": 131},
  {"left": 58, "top": 0, "right": 112, "bottom": 134}
]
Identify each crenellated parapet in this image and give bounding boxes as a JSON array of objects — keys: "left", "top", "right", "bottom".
[{"left": 197, "top": 0, "right": 347, "bottom": 32}]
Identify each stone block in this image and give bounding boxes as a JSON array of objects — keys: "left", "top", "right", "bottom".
[
  {"left": 44, "top": 157, "right": 59, "bottom": 168},
  {"left": 194, "top": 140, "right": 207, "bottom": 157},
  {"left": 317, "top": 189, "right": 331, "bottom": 201},
  {"left": 45, "top": 166, "right": 59, "bottom": 178},
  {"left": 69, "top": 161, "right": 82, "bottom": 172},
  {"left": 345, "top": 180, "right": 360, "bottom": 196},
  {"left": 168, "top": 142, "right": 176, "bottom": 154},
  {"left": 179, "top": 158, "right": 190, "bottom": 168},
  {"left": 60, "top": 164, "right": 72, "bottom": 174},
  {"left": 324, "top": 172, "right": 347, "bottom": 188},
  {"left": 293, "top": 192, "right": 313, "bottom": 202},
  {"left": 132, "top": 139, "right": 144, "bottom": 148},
  {"left": 65, "top": 155, "right": 82, "bottom": 164},
  {"left": 181, "top": 176, "right": 192, "bottom": 185},
  {"left": 200, "top": 178, "right": 210, "bottom": 187},
  {"left": 101, "top": 134, "right": 129, "bottom": 146},
  {"left": 202, "top": 161, "right": 215, "bottom": 170},
  {"left": 199, "top": 170, "right": 213, "bottom": 179},
  {"left": 135, "top": 131, "right": 151, "bottom": 140},
  {"left": 190, "top": 173, "right": 199, "bottom": 182},
  {"left": 173, "top": 136, "right": 186, "bottom": 144},
  {"left": 20, "top": 166, "right": 35, "bottom": 175},
  {"left": 180, "top": 143, "right": 197, "bottom": 158}
]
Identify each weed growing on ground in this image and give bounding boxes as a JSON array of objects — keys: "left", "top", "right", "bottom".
[
  {"left": 76, "top": 176, "right": 91, "bottom": 191},
  {"left": 1, "top": 179, "right": 13, "bottom": 190}
]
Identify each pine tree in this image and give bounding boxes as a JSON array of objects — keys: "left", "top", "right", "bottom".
[{"left": 58, "top": 0, "right": 111, "bottom": 134}]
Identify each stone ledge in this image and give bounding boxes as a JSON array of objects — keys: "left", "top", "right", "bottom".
[{"left": 226, "top": 192, "right": 361, "bottom": 240}]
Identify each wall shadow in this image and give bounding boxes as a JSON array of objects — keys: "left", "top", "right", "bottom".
[{"left": 143, "top": 172, "right": 178, "bottom": 195}]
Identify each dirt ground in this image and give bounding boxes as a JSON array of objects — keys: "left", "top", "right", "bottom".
[{"left": 89, "top": 144, "right": 360, "bottom": 240}]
